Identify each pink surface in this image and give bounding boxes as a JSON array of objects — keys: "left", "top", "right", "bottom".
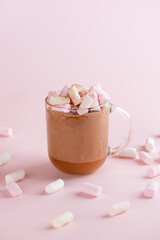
[{"left": 1, "top": 0, "right": 160, "bottom": 239}]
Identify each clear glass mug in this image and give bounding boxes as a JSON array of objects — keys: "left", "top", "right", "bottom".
[{"left": 45, "top": 98, "right": 132, "bottom": 174}]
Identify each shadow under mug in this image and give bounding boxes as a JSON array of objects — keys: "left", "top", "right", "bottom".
[{"left": 45, "top": 98, "right": 132, "bottom": 174}]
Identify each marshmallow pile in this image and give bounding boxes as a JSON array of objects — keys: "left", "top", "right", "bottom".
[
  {"left": 118, "top": 137, "right": 160, "bottom": 198},
  {"left": 0, "top": 127, "right": 25, "bottom": 197},
  {"left": 44, "top": 179, "right": 130, "bottom": 228},
  {"left": 2, "top": 126, "right": 160, "bottom": 229},
  {"left": 0, "top": 154, "right": 24, "bottom": 197},
  {"left": 47, "top": 83, "right": 110, "bottom": 115}
]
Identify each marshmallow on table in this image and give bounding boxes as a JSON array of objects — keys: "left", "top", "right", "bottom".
[
  {"left": 6, "top": 182, "right": 23, "bottom": 197},
  {"left": 45, "top": 179, "right": 64, "bottom": 194},
  {"left": 77, "top": 95, "right": 93, "bottom": 115},
  {"left": 68, "top": 86, "right": 81, "bottom": 106},
  {"left": 49, "top": 96, "right": 70, "bottom": 105},
  {"left": 81, "top": 182, "right": 103, "bottom": 197},
  {"left": 59, "top": 85, "right": 69, "bottom": 97},
  {"left": 144, "top": 180, "right": 159, "bottom": 198},
  {"left": 0, "top": 127, "right": 13, "bottom": 137},
  {"left": 145, "top": 137, "right": 155, "bottom": 152},
  {"left": 5, "top": 169, "right": 25, "bottom": 183},
  {"left": 0, "top": 152, "right": 11, "bottom": 166},
  {"left": 118, "top": 147, "right": 138, "bottom": 159},
  {"left": 139, "top": 151, "right": 153, "bottom": 165},
  {"left": 108, "top": 201, "right": 130, "bottom": 217},
  {"left": 147, "top": 165, "right": 160, "bottom": 178},
  {"left": 52, "top": 212, "right": 74, "bottom": 229}
]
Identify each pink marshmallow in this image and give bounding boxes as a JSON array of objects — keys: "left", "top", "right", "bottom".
[
  {"left": 0, "top": 127, "right": 13, "bottom": 137},
  {"left": 89, "top": 84, "right": 110, "bottom": 104},
  {"left": 59, "top": 85, "right": 69, "bottom": 97},
  {"left": 6, "top": 182, "right": 23, "bottom": 197},
  {"left": 89, "top": 85, "right": 102, "bottom": 97},
  {"left": 147, "top": 165, "right": 160, "bottom": 177},
  {"left": 81, "top": 182, "right": 103, "bottom": 197},
  {"left": 98, "top": 91, "right": 110, "bottom": 105},
  {"left": 144, "top": 180, "right": 159, "bottom": 198},
  {"left": 139, "top": 151, "right": 153, "bottom": 165}
]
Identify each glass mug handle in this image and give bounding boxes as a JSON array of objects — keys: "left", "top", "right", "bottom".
[{"left": 108, "top": 104, "right": 132, "bottom": 156}]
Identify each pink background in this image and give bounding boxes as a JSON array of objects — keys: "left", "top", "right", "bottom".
[{"left": 1, "top": 0, "right": 160, "bottom": 239}]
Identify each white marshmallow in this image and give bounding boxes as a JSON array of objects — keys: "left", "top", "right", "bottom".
[
  {"left": 89, "top": 92, "right": 100, "bottom": 111},
  {"left": 145, "top": 137, "right": 155, "bottom": 152},
  {"left": 5, "top": 169, "right": 25, "bottom": 183},
  {"left": 77, "top": 95, "right": 93, "bottom": 115},
  {"left": 144, "top": 180, "right": 159, "bottom": 198},
  {"left": 108, "top": 201, "right": 130, "bottom": 216},
  {"left": 90, "top": 98, "right": 100, "bottom": 111},
  {"left": 81, "top": 94, "right": 93, "bottom": 105},
  {"left": 81, "top": 182, "right": 103, "bottom": 197},
  {"left": 118, "top": 148, "right": 138, "bottom": 159},
  {"left": 52, "top": 212, "right": 74, "bottom": 229},
  {"left": 45, "top": 179, "right": 64, "bottom": 194},
  {"left": 0, "top": 127, "right": 13, "bottom": 137},
  {"left": 49, "top": 96, "right": 70, "bottom": 105},
  {"left": 0, "top": 152, "right": 11, "bottom": 166},
  {"left": 77, "top": 108, "right": 89, "bottom": 115},
  {"left": 68, "top": 86, "right": 81, "bottom": 106}
]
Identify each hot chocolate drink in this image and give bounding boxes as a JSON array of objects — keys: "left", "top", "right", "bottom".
[{"left": 46, "top": 83, "right": 110, "bottom": 174}]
